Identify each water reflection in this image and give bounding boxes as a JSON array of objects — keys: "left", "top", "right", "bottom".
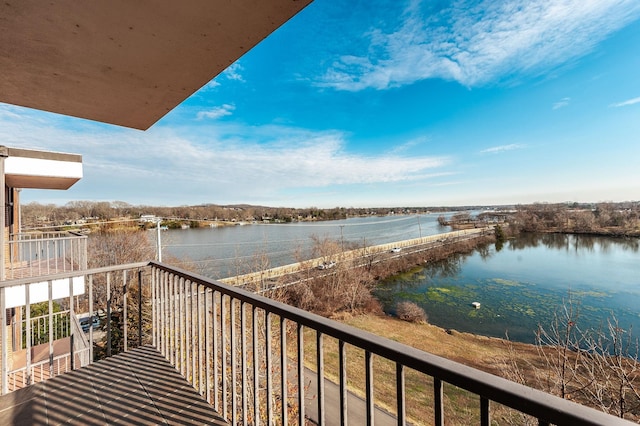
[
  {"left": 376, "top": 233, "right": 640, "bottom": 344},
  {"left": 506, "top": 232, "right": 640, "bottom": 253}
]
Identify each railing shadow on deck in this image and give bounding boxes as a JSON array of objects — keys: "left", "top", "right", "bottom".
[
  {"left": 0, "top": 345, "right": 227, "bottom": 425},
  {"left": 0, "top": 261, "right": 635, "bottom": 425}
]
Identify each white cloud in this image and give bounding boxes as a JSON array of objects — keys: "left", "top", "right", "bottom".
[
  {"left": 553, "top": 97, "right": 571, "bottom": 110},
  {"left": 202, "top": 80, "right": 220, "bottom": 90},
  {"left": 223, "top": 63, "right": 245, "bottom": 82},
  {"left": 388, "top": 135, "right": 429, "bottom": 154},
  {"left": 197, "top": 63, "right": 245, "bottom": 92},
  {"left": 196, "top": 104, "right": 236, "bottom": 120},
  {"left": 610, "top": 96, "right": 640, "bottom": 107},
  {"left": 480, "top": 143, "right": 526, "bottom": 154},
  {"left": 318, "top": 0, "right": 640, "bottom": 90},
  {"left": 0, "top": 108, "right": 450, "bottom": 205}
]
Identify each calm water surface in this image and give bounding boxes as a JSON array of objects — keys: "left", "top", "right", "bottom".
[
  {"left": 160, "top": 213, "right": 448, "bottom": 278},
  {"left": 375, "top": 233, "right": 640, "bottom": 344}
]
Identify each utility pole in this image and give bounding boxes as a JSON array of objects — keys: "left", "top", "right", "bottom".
[
  {"left": 156, "top": 219, "right": 162, "bottom": 262},
  {"left": 417, "top": 215, "right": 422, "bottom": 239}
]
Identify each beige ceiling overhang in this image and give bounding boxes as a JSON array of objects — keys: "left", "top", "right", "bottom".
[{"left": 0, "top": 0, "right": 312, "bottom": 130}]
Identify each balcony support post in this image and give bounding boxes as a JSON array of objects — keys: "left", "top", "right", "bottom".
[
  {"left": 123, "top": 270, "right": 128, "bottom": 352},
  {"left": 179, "top": 277, "right": 185, "bottom": 376},
  {"left": 252, "top": 306, "right": 260, "bottom": 426},
  {"left": 25, "top": 283, "right": 31, "bottom": 385},
  {"left": 106, "top": 272, "right": 111, "bottom": 358},
  {"left": 221, "top": 294, "right": 228, "bottom": 420},
  {"left": 297, "top": 323, "right": 305, "bottom": 426},
  {"left": 204, "top": 288, "right": 211, "bottom": 403},
  {"left": 481, "top": 396, "right": 490, "bottom": 426},
  {"left": 213, "top": 290, "right": 220, "bottom": 413},
  {"left": 160, "top": 271, "right": 167, "bottom": 358},
  {"left": 434, "top": 378, "right": 443, "bottom": 426},
  {"left": 0, "top": 287, "right": 6, "bottom": 394},
  {"left": 338, "top": 340, "right": 349, "bottom": 426},
  {"left": 365, "top": 350, "right": 374, "bottom": 426},
  {"left": 280, "top": 317, "right": 288, "bottom": 425},
  {"left": 186, "top": 279, "right": 190, "bottom": 378},
  {"left": 396, "top": 363, "right": 405, "bottom": 425},
  {"left": 168, "top": 274, "right": 175, "bottom": 367},
  {"left": 198, "top": 284, "right": 204, "bottom": 396},
  {"left": 151, "top": 267, "right": 157, "bottom": 348},
  {"left": 191, "top": 281, "right": 196, "bottom": 388},
  {"left": 0, "top": 151, "right": 6, "bottom": 281},
  {"left": 241, "top": 301, "right": 247, "bottom": 426},
  {"left": 48, "top": 281, "right": 54, "bottom": 378},
  {"left": 231, "top": 297, "right": 237, "bottom": 426},
  {"left": 317, "top": 331, "right": 325, "bottom": 426},
  {"left": 89, "top": 275, "right": 94, "bottom": 362},
  {"left": 266, "top": 312, "right": 273, "bottom": 424},
  {"left": 68, "top": 277, "right": 74, "bottom": 370},
  {"left": 339, "top": 340, "right": 348, "bottom": 426},
  {"left": 137, "top": 270, "right": 142, "bottom": 347}
]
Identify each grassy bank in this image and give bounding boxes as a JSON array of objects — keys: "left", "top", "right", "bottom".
[{"left": 299, "top": 313, "right": 543, "bottom": 425}]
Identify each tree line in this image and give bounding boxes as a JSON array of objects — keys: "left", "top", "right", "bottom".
[
  {"left": 507, "top": 202, "right": 640, "bottom": 236},
  {"left": 21, "top": 200, "right": 442, "bottom": 229}
]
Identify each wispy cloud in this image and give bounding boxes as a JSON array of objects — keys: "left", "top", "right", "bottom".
[
  {"left": 199, "top": 63, "right": 245, "bottom": 92},
  {"left": 0, "top": 107, "right": 450, "bottom": 205},
  {"left": 610, "top": 96, "right": 640, "bottom": 107},
  {"left": 480, "top": 143, "right": 526, "bottom": 154},
  {"left": 222, "top": 63, "right": 245, "bottom": 82},
  {"left": 553, "top": 97, "right": 571, "bottom": 110},
  {"left": 318, "top": 0, "right": 640, "bottom": 91},
  {"left": 196, "top": 104, "right": 236, "bottom": 120},
  {"left": 388, "top": 135, "right": 429, "bottom": 154},
  {"left": 202, "top": 80, "right": 220, "bottom": 90}
]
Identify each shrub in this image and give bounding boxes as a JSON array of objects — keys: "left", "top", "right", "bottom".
[{"left": 396, "top": 301, "right": 428, "bottom": 323}]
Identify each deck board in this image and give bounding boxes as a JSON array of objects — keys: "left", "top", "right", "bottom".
[{"left": 0, "top": 345, "right": 228, "bottom": 425}]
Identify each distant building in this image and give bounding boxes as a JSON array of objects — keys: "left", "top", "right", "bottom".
[{"left": 139, "top": 214, "right": 157, "bottom": 223}]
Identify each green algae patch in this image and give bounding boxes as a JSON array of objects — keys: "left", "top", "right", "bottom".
[
  {"left": 572, "top": 290, "right": 609, "bottom": 299},
  {"left": 508, "top": 304, "right": 536, "bottom": 317},
  {"left": 425, "top": 288, "right": 449, "bottom": 303},
  {"left": 490, "top": 278, "right": 523, "bottom": 287},
  {"left": 425, "top": 286, "right": 473, "bottom": 304}
]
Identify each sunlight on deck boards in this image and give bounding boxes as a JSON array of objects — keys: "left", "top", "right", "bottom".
[{"left": 0, "top": 345, "right": 228, "bottom": 425}]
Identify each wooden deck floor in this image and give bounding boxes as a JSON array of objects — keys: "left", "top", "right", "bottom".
[{"left": 0, "top": 345, "right": 228, "bottom": 425}]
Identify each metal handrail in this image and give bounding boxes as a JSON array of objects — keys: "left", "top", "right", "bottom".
[
  {"left": 150, "top": 261, "right": 634, "bottom": 425},
  {"left": 6, "top": 231, "right": 88, "bottom": 279},
  {"left": 0, "top": 260, "right": 634, "bottom": 425}
]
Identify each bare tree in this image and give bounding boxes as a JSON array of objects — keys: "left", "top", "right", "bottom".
[{"left": 505, "top": 296, "right": 640, "bottom": 420}]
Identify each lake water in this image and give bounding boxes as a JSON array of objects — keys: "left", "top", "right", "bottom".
[
  {"left": 159, "top": 213, "right": 448, "bottom": 278},
  {"left": 374, "top": 233, "right": 640, "bottom": 344}
]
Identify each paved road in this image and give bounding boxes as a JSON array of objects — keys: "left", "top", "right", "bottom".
[
  {"left": 302, "top": 367, "right": 400, "bottom": 426},
  {"left": 250, "top": 229, "right": 492, "bottom": 294}
]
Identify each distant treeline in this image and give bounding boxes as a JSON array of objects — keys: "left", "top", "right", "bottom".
[
  {"left": 507, "top": 202, "right": 640, "bottom": 236},
  {"left": 21, "top": 200, "right": 640, "bottom": 236},
  {"left": 21, "top": 200, "right": 448, "bottom": 229}
]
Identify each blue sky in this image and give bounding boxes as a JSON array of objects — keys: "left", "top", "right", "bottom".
[{"left": 3, "top": 0, "right": 640, "bottom": 208}]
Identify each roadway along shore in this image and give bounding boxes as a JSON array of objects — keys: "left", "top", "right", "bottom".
[{"left": 220, "top": 227, "right": 494, "bottom": 292}]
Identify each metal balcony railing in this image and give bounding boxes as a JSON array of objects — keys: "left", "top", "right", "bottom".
[
  {"left": 0, "top": 262, "right": 633, "bottom": 425},
  {"left": 21, "top": 310, "right": 71, "bottom": 348},
  {"left": 6, "top": 231, "right": 88, "bottom": 279}
]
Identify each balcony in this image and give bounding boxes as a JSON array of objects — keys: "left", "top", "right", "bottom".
[
  {"left": 5, "top": 231, "right": 88, "bottom": 280},
  {"left": 0, "top": 262, "right": 633, "bottom": 425}
]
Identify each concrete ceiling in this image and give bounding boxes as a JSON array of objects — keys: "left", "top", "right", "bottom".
[{"left": 0, "top": 0, "right": 312, "bottom": 130}]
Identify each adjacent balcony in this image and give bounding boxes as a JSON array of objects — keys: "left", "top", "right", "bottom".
[
  {"left": 0, "top": 262, "right": 632, "bottom": 425},
  {"left": 5, "top": 231, "right": 88, "bottom": 280}
]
